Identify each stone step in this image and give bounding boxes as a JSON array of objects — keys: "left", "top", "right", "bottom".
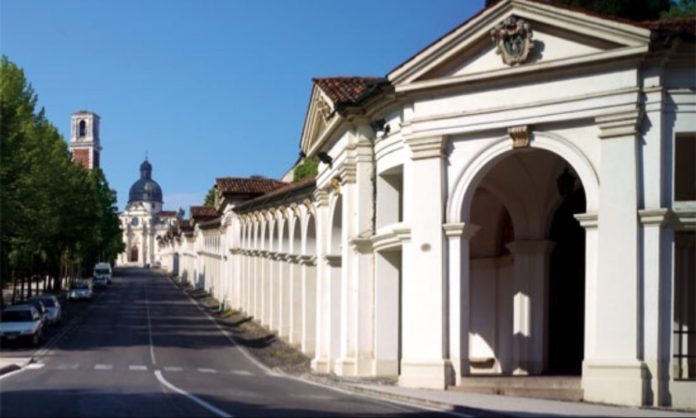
[{"left": 449, "top": 376, "right": 583, "bottom": 402}]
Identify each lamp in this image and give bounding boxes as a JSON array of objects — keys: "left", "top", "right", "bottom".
[
  {"left": 556, "top": 167, "right": 575, "bottom": 197},
  {"left": 317, "top": 152, "right": 333, "bottom": 167}
]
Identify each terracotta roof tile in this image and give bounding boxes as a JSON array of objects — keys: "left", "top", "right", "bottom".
[
  {"left": 190, "top": 206, "right": 219, "bottom": 221},
  {"left": 159, "top": 210, "right": 177, "bottom": 217},
  {"left": 216, "top": 177, "right": 287, "bottom": 195},
  {"left": 235, "top": 178, "right": 316, "bottom": 212},
  {"left": 313, "top": 77, "right": 385, "bottom": 107}
]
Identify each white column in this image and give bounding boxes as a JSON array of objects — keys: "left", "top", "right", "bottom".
[
  {"left": 311, "top": 190, "right": 330, "bottom": 372},
  {"left": 399, "top": 135, "right": 451, "bottom": 389},
  {"left": 289, "top": 256, "right": 302, "bottom": 345},
  {"left": 583, "top": 110, "right": 648, "bottom": 406},
  {"left": 639, "top": 209, "right": 673, "bottom": 406},
  {"left": 301, "top": 257, "right": 317, "bottom": 356},
  {"left": 280, "top": 254, "right": 292, "bottom": 339},
  {"left": 444, "top": 223, "right": 480, "bottom": 385},
  {"left": 506, "top": 240, "right": 554, "bottom": 375},
  {"left": 374, "top": 249, "right": 401, "bottom": 376}
]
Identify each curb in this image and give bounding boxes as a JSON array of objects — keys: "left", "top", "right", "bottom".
[{"left": 0, "top": 357, "right": 33, "bottom": 376}]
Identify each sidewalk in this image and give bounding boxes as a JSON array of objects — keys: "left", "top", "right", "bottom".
[{"left": 339, "top": 383, "right": 694, "bottom": 417}]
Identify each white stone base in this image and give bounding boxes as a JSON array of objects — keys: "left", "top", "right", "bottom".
[
  {"left": 333, "top": 357, "right": 375, "bottom": 377},
  {"left": 669, "top": 381, "right": 696, "bottom": 410},
  {"left": 582, "top": 359, "right": 648, "bottom": 406},
  {"left": 311, "top": 358, "right": 331, "bottom": 374},
  {"left": 372, "top": 359, "right": 399, "bottom": 377},
  {"left": 399, "top": 359, "right": 453, "bottom": 389}
]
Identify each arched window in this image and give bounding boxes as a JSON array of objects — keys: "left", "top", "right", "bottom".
[{"left": 78, "top": 120, "right": 87, "bottom": 137}]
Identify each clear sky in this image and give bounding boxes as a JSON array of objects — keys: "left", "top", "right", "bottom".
[{"left": 1, "top": 0, "right": 484, "bottom": 213}]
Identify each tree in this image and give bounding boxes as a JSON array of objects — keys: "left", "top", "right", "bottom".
[
  {"left": 485, "top": 0, "right": 673, "bottom": 20},
  {"left": 293, "top": 158, "right": 318, "bottom": 181},
  {"left": 1, "top": 56, "right": 124, "bottom": 300},
  {"left": 661, "top": 0, "right": 696, "bottom": 17},
  {"left": 204, "top": 186, "right": 216, "bottom": 207}
]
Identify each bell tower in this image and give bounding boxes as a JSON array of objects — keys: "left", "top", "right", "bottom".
[{"left": 70, "top": 111, "right": 101, "bottom": 169}]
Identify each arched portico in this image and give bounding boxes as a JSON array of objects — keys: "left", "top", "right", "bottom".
[{"left": 445, "top": 134, "right": 599, "bottom": 387}]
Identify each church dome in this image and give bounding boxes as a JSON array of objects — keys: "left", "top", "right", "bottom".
[{"left": 128, "top": 159, "right": 163, "bottom": 203}]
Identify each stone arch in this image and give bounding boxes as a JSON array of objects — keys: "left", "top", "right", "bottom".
[
  {"left": 328, "top": 193, "right": 343, "bottom": 255},
  {"left": 447, "top": 133, "right": 599, "bottom": 224},
  {"left": 304, "top": 212, "right": 317, "bottom": 256}
]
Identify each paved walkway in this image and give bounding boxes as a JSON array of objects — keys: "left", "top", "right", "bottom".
[{"left": 344, "top": 384, "right": 694, "bottom": 417}]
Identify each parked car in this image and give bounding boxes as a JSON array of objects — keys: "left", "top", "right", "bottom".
[
  {"left": 68, "top": 281, "right": 93, "bottom": 301},
  {"left": 22, "top": 299, "right": 49, "bottom": 329},
  {"left": 93, "top": 262, "right": 112, "bottom": 284},
  {"left": 92, "top": 275, "right": 108, "bottom": 289},
  {"left": 0, "top": 305, "right": 44, "bottom": 346},
  {"left": 29, "top": 295, "right": 62, "bottom": 326}
]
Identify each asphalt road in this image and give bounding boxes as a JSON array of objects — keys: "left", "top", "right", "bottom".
[{"left": 0, "top": 268, "right": 444, "bottom": 417}]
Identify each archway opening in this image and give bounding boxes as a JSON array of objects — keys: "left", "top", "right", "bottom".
[
  {"left": 547, "top": 187, "right": 586, "bottom": 375},
  {"left": 130, "top": 245, "right": 139, "bottom": 262},
  {"left": 462, "top": 148, "right": 586, "bottom": 377}
]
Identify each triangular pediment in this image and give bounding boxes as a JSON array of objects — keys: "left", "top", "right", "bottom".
[
  {"left": 389, "top": 0, "right": 651, "bottom": 87},
  {"left": 300, "top": 85, "right": 337, "bottom": 153}
]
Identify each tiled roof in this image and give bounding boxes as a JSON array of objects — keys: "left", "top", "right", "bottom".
[
  {"left": 190, "top": 206, "right": 219, "bottom": 221},
  {"left": 235, "top": 178, "right": 316, "bottom": 212},
  {"left": 313, "top": 77, "right": 385, "bottom": 107},
  {"left": 159, "top": 210, "right": 177, "bottom": 217},
  {"left": 637, "top": 17, "right": 696, "bottom": 38},
  {"left": 216, "top": 177, "right": 287, "bottom": 195}
]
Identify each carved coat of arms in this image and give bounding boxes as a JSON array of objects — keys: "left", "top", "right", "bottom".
[{"left": 491, "top": 16, "right": 533, "bottom": 66}]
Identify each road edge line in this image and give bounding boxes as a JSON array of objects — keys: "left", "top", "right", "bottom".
[{"left": 154, "top": 369, "right": 233, "bottom": 418}]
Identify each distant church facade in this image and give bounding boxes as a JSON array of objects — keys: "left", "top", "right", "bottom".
[
  {"left": 157, "top": 0, "right": 695, "bottom": 410},
  {"left": 117, "top": 159, "right": 178, "bottom": 267}
]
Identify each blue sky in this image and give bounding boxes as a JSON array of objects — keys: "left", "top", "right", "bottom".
[{"left": 1, "top": 0, "right": 484, "bottom": 213}]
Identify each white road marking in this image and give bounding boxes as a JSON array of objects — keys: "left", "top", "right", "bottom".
[
  {"left": 231, "top": 370, "right": 253, "bottom": 376},
  {"left": 57, "top": 363, "right": 80, "bottom": 370},
  {"left": 144, "top": 280, "right": 157, "bottom": 366},
  {"left": 24, "top": 362, "right": 44, "bottom": 370},
  {"left": 197, "top": 368, "right": 217, "bottom": 374},
  {"left": 154, "top": 370, "right": 233, "bottom": 418},
  {"left": 163, "top": 366, "right": 183, "bottom": 372},
  {"left": 129, "top": 365, "right": 148, "bottom": 371},
  {"left": 94, "top": 364, "right": 113, "bottom": 370}
]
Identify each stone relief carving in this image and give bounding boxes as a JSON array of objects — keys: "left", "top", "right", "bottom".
[
  {"left": 491, "top": 16, "right": 533, "bottom": 66},
  {"left": 317, "top": 96, "right": 333, "bottom": 122},
  {"left": 508, "top": 125, "right": 531, "bottom": 149}
]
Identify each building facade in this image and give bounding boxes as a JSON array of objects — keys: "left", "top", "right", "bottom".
[
  {"left": 159, "top": 0, "right": 696, "bottom": 409},
  {"left": 117, "top": 159, "right": 178, "bottom": 267}
]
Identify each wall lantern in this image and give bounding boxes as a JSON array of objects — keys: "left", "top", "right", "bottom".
[{"left": 556, "top": 167, "right": 576, "bottom": 197}]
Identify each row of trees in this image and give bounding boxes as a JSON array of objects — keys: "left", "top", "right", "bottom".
[{"left": 0, "top": 56, "right": 125, "bottom": 307}]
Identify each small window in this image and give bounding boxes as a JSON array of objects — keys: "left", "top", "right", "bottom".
[
  {"left": 675, "top": 134, "right": 696, "bottom": 201},
  {"left": 78, "top": 120, "right": 87, "bottom": 137}
]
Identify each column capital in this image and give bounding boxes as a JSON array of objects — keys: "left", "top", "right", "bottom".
[
  {"left": 443, "top": 223, "right": 481, "bottom": 239},
  {"left": 574, "top": 212, "right": 598, "bottom": 229},
  {"left": 313, "top": 189, "right": 329, "bottom": 207},
  {"left": 595, "top": 108, "right": 644, "bottom": 140},
  {"left": 349, "top": 237, "right": 373, "bottom": 254},
  {"left": 324, "top": 254, "right": 342, "bottom": 267},
  {"left": 405, "top": 135, "right": 447, "bottom": 160},
  {"left": 638, "top": 208, "right": 673, "bottom": 226},
  {"left": 506, "top": 240, "right": 555, "bottom": 255}
]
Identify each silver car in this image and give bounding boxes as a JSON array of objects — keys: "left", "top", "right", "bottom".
[
  {"left": 0, "top": 305, "right": 44, "bottom": 346},
  {"left": 68, "top": 281, "right": 93, "bottom": 301},
  {"left": 30, "top": 295, "right": 62, "bottom": 325}
]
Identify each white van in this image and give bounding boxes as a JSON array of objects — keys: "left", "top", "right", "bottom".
[{"left": 93, "top": 262, "right": 112, "bottom": 284}]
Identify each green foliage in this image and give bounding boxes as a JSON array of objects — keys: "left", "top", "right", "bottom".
[
  {"left": 661, "top": 0, "right": 696, "bottom": 17},
  {"left": 485, "top": 0, "right": 672, "bottom": 20},
  {"left": 293, "top": 158, "right": 318, "bottom": 182},
  {"left": 204, "top": 186, "right": 216, "bottom": 207},
  {"left": 0, "top": 55, "right": 124, "bottom": 287}
]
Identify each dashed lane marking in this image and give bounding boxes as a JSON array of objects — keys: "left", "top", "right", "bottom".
[
  {"left": 163, "top": 367, "right": 183, "bottom": 372},
  {"left": 129, "top": 365, "right": 148, "bottom": 371},
  {"left": 197, "top": 368, "right": 217, "bottom": 374},
  {"left": 231, "top": 370, "right": 253, "bottom": 376},
  {"left": 56, "top": 364, "right": 79, "bottom": 370},
  {"left": 94, "top": 364, "right": 113, "bottom": 371}
]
